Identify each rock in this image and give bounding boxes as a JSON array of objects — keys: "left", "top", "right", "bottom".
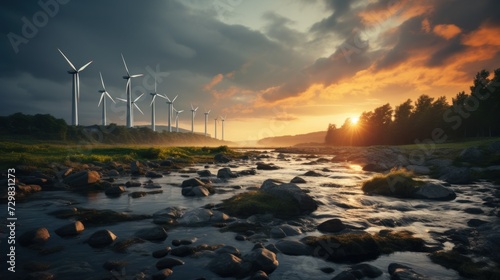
[
  {"left": 152, "top": 269, "right": 173, "bottom": 280},
  {"left": 197, "top": 170, "right": 212, "bottom": 177},
  {"left": 439, "top": 167, "right": 472, "bottom": 184},
  {"left": 216, "top": 245, "right": 241, "bottom": 257},
  {"left": 16, "top": 184, "right": 42, "bottom": 195},
  {"left": 63, "top": 170, "right": 100, "bottom": 188},
  {"left": 181, "top": 178, "right": 206, "bottom": 188},
  {"left": 362, "top": 163, "right": 387, "bottom": 172},
  {"left": 155, "top": 257, "right": 185, "bottom": 269},
  {"left": 153, "top": 207, "right": 184, "bottom": 224},
  {"left": 464, "top": 207, "right": 484, "bottom": 214},
  {"left": 243, "top": 248, "right": 279, "bottom": 274},
  {"left": 270, "top": 227, "right": 286, "bottom": 239},
  {"left": 152, "top": 247, "right": 171, "bottom": 258},
  {"left": 130, "top": 161, "right": 145, "bottom": 175},
  {"left": 467, "top": 219, "right": 488, "bottom": 227},
  {"left": 413, "top": 183, "right": 456, "bottom": 201},
  {"left": 182, "top": 186, "right": 210, "bottom": 197},
  {"left": 459, "top": 147, "right": 483, "bottom": 162},
  {"left": 170, "top": 245, "right": 196, "bottom": 257},
  {"left": 107, "top": 170, "right": 120, "bottom": 177},
  {"left": 144, "top": 183, "right": 162, "bottom": 189},
  {"left": 260, "top": 179, "right": 318, "bottom": 212},
  {"left": 332, "top": 271, "right": 357, "bottom": 280},
  {"left": 208, "top": 253, "right": 244, "bottom": 277},
  {"left": 426, "top": 158, "right": 452, "bottom": 168},
  {"left": 125, "top": 180, "right": 141, "bottom": 187},
  {"left": 406, "top": 165, "right": 431, "bottom": 175},
  {"left": 256, "top": 162, "right": 280, "bottom": 170},
  {"left": 215, "top": 153, "right": 232, "bottom": 163},
  {"left": 350, "top": 263, "right": 383, "bottom": 278},
  {"left": 55, "top": 221, "right": 85, "bottom": 237},
  {"left": 250, "top": 270, "right": 269, "bottom": 280},
  {"left": 19, "top": 228, "right": 50, "bottom": 246},
  {"left": 303, "top": 170, "right": 323, "bottom": 177},
  {"left": 388, "top": 263, "right": 428, "bottom": 280},
  {"left": 279, "top": 224, "right": 302, "bottom": 236},
  {"left": 489, "top": 141, "right": 500, "bottom": 153},
  {"left": 317, "top": 218, "right": 346, "bottom": 233},
  {"left": 290, "top": 176, "right": 306, "bottom": 184},
  {"left": 177, "top": 208, "right": 213, "bottom": 225},
  {"left": 135, "top": 226, "right": 168, "bottom": 241},
  {"left": 146, "top": 171, "right": 163, "bottom": 178},
  {"left": 320, "top": 267, "right": 335, "bottom": 273},
  {"left": 239, "top": 169, "right": 257, "bottom": 176},
  {"left": 236, "top": 235, "right": 247, "bottom": 241},
  {"left": 212, "top": 210, "right": 230, "bottom": 222},
  {"left": 275, "top": 240, "right": 312, "bottom": 256},
  {"left": 217, "top": 167, "right": 238, "bottom": 179},
  {"left": 87, "top": 229, "right": 117, "bottom": 248},
  {"left": 104, "top": 185, "right": 126, "bottom": 196}
]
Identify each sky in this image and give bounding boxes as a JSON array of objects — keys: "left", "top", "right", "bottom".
[{"left": 1, "top": 0, "right": 500, "bottom": 143}]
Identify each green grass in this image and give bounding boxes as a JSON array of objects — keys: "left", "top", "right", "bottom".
[
  {"left": 0, "top": 141, "right": 238, "bottom": 170},
  {"left": 361, "top": 169, "right": 424, "bottom": 198},
  {"left": 222, "top": 191, "right": 302, "bottom": 218}
]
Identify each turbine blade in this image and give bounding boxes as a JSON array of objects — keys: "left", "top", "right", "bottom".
[
  {"left": 116, "top": 97, "right": 127, "bottom": 102},
  {"left": 135, "top": 103, "right": 144, "bottom": 115},
  {"left": 131, "top": 74, "right": 143, "bottom": 78},
  {"left": 99, "top": 72, "right": 106, "bottom": 90},
  {"left": 78, "top": 60, "right": 92, "bottom": 72},
  {"left": 191, "top": 103, "right": 194, "bottom": 110},
  {"left": 98, "top": 93, "right": 105, "bottom": 107},
  {"left": 179, "top": 110, "right": 184, "bottom": 113},
  {"left": 106, "top": 92, "right": 115, "bottom": 103},
  {"left": 195, "top": 107, "right": 199, "bottom": 111},
  {"left": 166, "top": 95, "right": 171, "bottom": 103},
  {"left": 154, "top": 75, "right": 157, "bottom": 93},
  {"left": 157, "top": 94, "right": 167, "bottom": 99},
  {"left": 134, "top": 93, "right": 144, "bottom": 102},
  {"left": 150, "top": 94, "right": 156, "bottom": 106},
  {"left": 57, "top": 48, "right": 76, "bottom": 71},
  {"left": 172, "top": 95, "right": 178, "bottom": 102},
  {"left": 121, "top": 53, "right": 130, "bottom": 76},
  {"left": 207, "top": 110, "right": 211, "bottom": 114}
]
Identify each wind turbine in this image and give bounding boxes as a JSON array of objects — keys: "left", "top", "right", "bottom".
[
  {"left": 98, "top": 72, "right": 115, "bottom": 126},
  {"left": 117, "top": 93, "right": 145, "bottom": 126},
  {"left": 220, "top": 115, "right": 227, "bottom": 141},
  {"left": 214, "top": 117, "right": 218, "bottom": 139},
  {"left": 57, "top": 48, "right": 92, "bottom": 126},
  {"left": 121, "top": 54, "right": 143, "bottom": 128},
  {"left": 174, "top": 108, "right": 184, "bottom": 132},
  {"left": 150, "top": 76, "right": 167, "bottom": 131},
  {"left": 166, "top": 95, "right": 178, "bottom": 132},
  {"left": 204, "top": 109, "right": 211, "bottom": 137},
  {"left": 190, "top": 104, "right": 198, "bottom": 133}
]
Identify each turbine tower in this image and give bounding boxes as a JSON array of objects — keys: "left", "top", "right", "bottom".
[
  {"left": 166, "top": 95, "right": 178, "bottom": 132},
  {"left": 98, "top": 72, "right": 115, "bottom": 126},
  {"left": 57, "top": 48, "right": 92, "bottom": 126},
  {"left": 214, "top": 117, "right": 218, "bottom": 139},
  {"left": 220, "top": 115, "right": 226, "bottom": 141},
  {"left": 174, "top": 108, "right": 184, "bottom": 132},
  {"left": 204, "top": 109, "right": 211, "bottom": 137},
  {"left": 190, "top": 104, "right": 198, "bottom": 133},
  {"left": 121, "top": 54, "right": 143, "bottom": 128},
  {"left": 150, "top": 76, "right": 167, "bottom": 131},
  {"left": 117, "top": 93, "right": 144, "bottom": 126}
]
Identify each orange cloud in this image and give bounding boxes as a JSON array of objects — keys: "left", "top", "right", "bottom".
[
  {"left": 203, "top": 74, "right": 224, "bottom": 91},
  {"left": 433, "top": 24, "right": 461, "bottom": 39},
  {"left": 462, "top": 23, "right": 500, "bottom": 47},
  {"left": 421, "top": 18, "right": 431, "bottom": 33}
]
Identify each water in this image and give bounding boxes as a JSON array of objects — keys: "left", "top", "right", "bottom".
[{"left": 4, "top": 149, "right": 496, "bottom": 279}]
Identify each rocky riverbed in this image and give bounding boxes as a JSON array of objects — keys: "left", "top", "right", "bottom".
[{"left": 1, "top": 143, "right": 500, "bottom": 279}]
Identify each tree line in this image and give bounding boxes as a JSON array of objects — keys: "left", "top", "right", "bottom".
[{"left": 325, "top": 68, "right": 500, "bottom": 146}]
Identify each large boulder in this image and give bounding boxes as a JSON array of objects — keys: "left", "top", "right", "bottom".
[
  {"left": 317, "top": 218, "right": 346, "bottom": 233},
  {"left": 181, "top": 178, "right": 206, "bottom": 188},
  {"left": 414, "top": 183, "right": 456, "bottom": 201},
  {"left": 208, "top": 253, "right": 245, "bottom": 277},
  {"left": 439, "top": 167, "right": 472, "bottom": 184},
  {"left": 55, "top": 221, "right": 85, "bottom": 237},
  {"left": 459, "top": 147, "right": 483, "bottom": 163},
  {"left": 177, "top": 208, "right": 214, "bottom": 225},
  {"left": 217, "top": 168, "right": 238, "bottom": 179},
  {"left": 87, "top": 229, "right": 117, "bottom": 248},
  {"left": 275, "top": 240, "right": 312, "bottom": 256},
  {"left": 243, "top": 248, "right": 279, "bottom": 274},
  {"left": 182, "top": 186, "right": 210, "bottom": 197},
  {"left": 104, "top": 186, "right": 126, "bottom": 196},
  {"left": 19, "top": 228, "right": 50, "bottom": 246},
  {"left": 63, "top": 170, "right": 100, "bottom": 188},
  {"left": 135, "top": 226, "right": 168, "bottom": 241},
  {"left": 215, "top": 153, "right": 232, "bottom": 163},
  {"left": 260, "top": 179, "right": 318, "bottom": 213}
]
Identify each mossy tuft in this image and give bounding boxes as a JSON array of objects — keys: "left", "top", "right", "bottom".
[
  {"left": 222, "top": 191, "right": 302, "bottom": 218},
  {"left": 361, "top": 169, "right": 423, "bottom": 198}
]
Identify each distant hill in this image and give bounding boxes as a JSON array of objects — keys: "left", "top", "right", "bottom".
[{"left": 257, "top": 131, "right": 326, "bottom": 147}]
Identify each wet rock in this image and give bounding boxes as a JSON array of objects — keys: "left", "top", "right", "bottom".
[
  {"left": 332, "top": 271, "right": 357, "bottom": 280},
  {"left": 270, "top": 227, "right": 286, "bottom": 239},
  {"left": 177, "top": 208, "right": 213, "bottom": 225},
  {"left": 144, "top": 183, "right": 162, "bottom": 189},
  {"left": 16, "top": 184, "right": 42, "bottom": 197},
  {"left": 152, "top": 268, "right": 173, "bottom": 280},
  {"left": 317, "top": 218, "right": 346, "bottom": 233},
  {"left": 19, "top": 227, "right": 50, "bottom": 246},
  {"left": 388, "top": 263, "right": 428, "bottom": 279},
  {"left": 303, "top": 170, "right": 323, "bottom": 177},
  {"left": 152, "top": 247, "right": 171, "bottom": 258},
  {"left": 156, "top": 257, "right": 185, "bottom": 269},
  {"left": 125, "top": 180, "right": 141, "bottom": 187},
  {"left": 107, "top": 170, "right": 120, "bottom": 177},
  {"left": 170, "top": 245, "right": 196, "bottom": 257},
  {"left": 87, "top": 229, "right": 117, "bottom": 248},
  {"left": 414, "top": 183, "right": 456, "bottom": 201},
  {"left": 265, "top": 244, "right": 279, "bottom": 254},
  {"left": 112, "top": 237, "right": 145, "bottom": 253},
  {"left": 146, "top": 171, "right": 163, "bottom": 178},
  {"left": 459, "top": 147, "right": 483, "bottom": 163},
  {"left": 181, "top": 178, "right": 206, "bottom": 188},
  {"left": 243, "top": 248, "right": 279, "bottom": 274},
  {"left": 439, "top": 167, "right": 472, "bottom": 184},
  {"left": 260, "top": 179, "right": 318, "bottom": 213},
  {"left": 467, "top": 219, "right": 488, "bottom": 227},
  {"left": 350, "top": 263, "right": 383, "bottom": 278},
  {"left": 464, "top": 207, "right": 484, "bottom": 214},
  {"left": 208, "top": 253, "right": 244, "bottom": 277},
  {"left": 130, "top": 161, "right": 145, "bottom": 176},
  {"left": 290, "top": 176, "right": 306, "bottom": 184},
  {"left": 216, "top": 245, "right": 241, "bottom": 257},
  {"left": 362, "top": 163, "right": 387, "bottom": 172},
  {"left": 197, "top": 170, "right": 212, "bottom": 177},
  {"left": 257, "top": 162, "right": 280, "bottom": 170},
  {"left": 239, "top": 169, "right": 257, "bottom": 176},
  {"left": 215, "top": 153, "right": 232, "bottom": 163},
  {"left": 63, "top": 170, "right": 100, "bottom": 188},
  {"left": 182, "top": 185, "right": 210, "bottom": 197},
  {"left": 55, "top": 221, "right": 84, "bottom": 237},
  {"left": 135, "top": 226, "right": 168, "bottom": 241},
  {"left": 236, "top": 234, "right": 247, "bottom": 241},
  {"left": 217, "top": 167, "right": 238, "bottom": 179},
  {"left": 250, "top": 270, "right": 269, "bottom": 280},
  {"left": 104, "top": 185, "right": 126, "bottom": 196},
  {"left": 320, "top": 267, "right": 335, "bottom": 273},
  {"left": 406, "top": 165, "right": 431, "bottom": 175},
  {"left": 160, "top": 160, "right": 174, "bottom": 166},
  {"left": 275, "top": 240, "right": 312, "bottom": 256},
  {"left": 426, "top": 158, "right": 453, "bottom": 168}
]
